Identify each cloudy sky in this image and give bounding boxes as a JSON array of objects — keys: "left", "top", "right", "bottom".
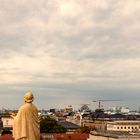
[{"left": 0, "top": 0, "right": 140, "bottom": 110}]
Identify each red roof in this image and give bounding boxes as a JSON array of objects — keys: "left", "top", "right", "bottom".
[
  {"left": 0, "top": 134, "right": 14, "bottom": 140},
  {"left": 41, "top": 133, "right": 89, "bottom": 140},
  {"left": 0, "top": 133, "right": 89, "bottom": 140}
]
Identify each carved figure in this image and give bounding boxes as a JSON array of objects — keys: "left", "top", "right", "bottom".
[{"left": 11, "top": 92, "right": 40, "bottom": 140}]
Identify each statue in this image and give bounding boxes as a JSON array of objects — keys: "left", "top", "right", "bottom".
[{"left": 11, "top": 92, "right": 40, "bottom": 140}]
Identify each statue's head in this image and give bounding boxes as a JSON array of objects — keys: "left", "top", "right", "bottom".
[{"left": 24, "top": 92, "right": 34, "bottom": 103}]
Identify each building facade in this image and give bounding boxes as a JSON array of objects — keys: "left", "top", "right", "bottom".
[
  {"left": 88, "top": 131, "right": 140, "bottom": 140},
  {"left": 1, "top": 117, "right": 13, "bottom": 129},
  {"left": 107, "top": 121, "right": 140, "bottom": 132}
]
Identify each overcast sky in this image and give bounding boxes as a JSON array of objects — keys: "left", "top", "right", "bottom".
[{"left": 0, "top": 0, "right": 140, "bottom": 110}]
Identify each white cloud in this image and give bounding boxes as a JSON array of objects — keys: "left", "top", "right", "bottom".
[{"left": 0, "top": 0, "right": 140, "bottom": 109}]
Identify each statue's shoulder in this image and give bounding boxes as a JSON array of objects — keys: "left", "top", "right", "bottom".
[
  {"left": 19, "top": 104, "right": 27, "bottom": 111},
  {"left": 18, "top": 104, "right": 38, "bottom": 115},
  {"left": 31, "top": 104, "right": 38, "bottom": 111}
]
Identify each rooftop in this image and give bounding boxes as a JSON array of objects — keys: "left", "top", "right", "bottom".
[
  {"left": 41, "top": 133, "right": 89, "bottom": 140},
  {"left": 58, "top": 121, "right": 80, "bottom": 129},
  {"left": 91, "top": 131, "right": 140, "bottom": 138},
  {"left": 0, "top": 134, "right": 13, "bottom": 140}
]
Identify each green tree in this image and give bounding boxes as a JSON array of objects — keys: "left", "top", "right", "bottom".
[{"left": 40, "top": 116, "right": 67, "bottom": 133}]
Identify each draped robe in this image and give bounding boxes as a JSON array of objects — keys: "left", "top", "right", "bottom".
[{"left": 13, "top": 103, "right": 40, "bottom": 140}]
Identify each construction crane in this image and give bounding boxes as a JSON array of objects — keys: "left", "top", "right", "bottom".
[{"left": 93, "top": 100, "right": 121, "bottom": 110}]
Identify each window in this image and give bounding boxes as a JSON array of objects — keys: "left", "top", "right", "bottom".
[{"left": 6, "top": 120, "right": 9, "bottom": 125}]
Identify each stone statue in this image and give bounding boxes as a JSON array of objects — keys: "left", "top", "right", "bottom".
[{"left": 11, "top": 92, "right": 40, "bottom": 140}]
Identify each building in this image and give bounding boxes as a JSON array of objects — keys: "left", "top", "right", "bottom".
[
  {"left": 0, "top": 134, "right": 13, "bottom": 140},
  {"left": 1, "top": 117, "right": 13, "bottom": 130},
  {"left": 58, "top": 121, "right": 80, "bottom": 132},
  {"left": 88, "top": 131, "right": 140, "bottom": 140},
  {"left": 110, "top": 107, "right": 130, "bottom": 114},
  {"left": 41, "top": 133, "right": 89, "bottom": 140},
  {"left": 107, "top": 121, "right": 140, "bottom": 132}
]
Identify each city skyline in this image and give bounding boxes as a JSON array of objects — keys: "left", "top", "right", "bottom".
[{"left": 0, "top": 0, "right": 140, "bottom": 110}]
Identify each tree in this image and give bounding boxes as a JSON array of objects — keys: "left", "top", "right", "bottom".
[{"left": 40, "top": 116, "right": 67, "bottom": 133}]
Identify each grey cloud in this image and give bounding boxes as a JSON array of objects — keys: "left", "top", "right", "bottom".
[{"left": 0, "top": 0, "right": 140, "bottom": 109}]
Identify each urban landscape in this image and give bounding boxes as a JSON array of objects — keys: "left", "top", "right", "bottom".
[
  {"left": 1, "top": 102, "right": 140, "bottom": 140},
  {"left": 0, "top": 0, "right": 140, "bottom": 140}
]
